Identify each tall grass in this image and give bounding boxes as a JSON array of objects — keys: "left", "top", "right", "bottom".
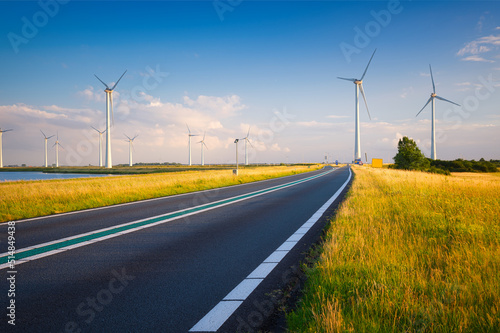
[
  {"left": 288, "top": 167, "right": 500, "bottom": 332},
  {"left": 0, "top": 165, "right": 321, "bottom": 222}
]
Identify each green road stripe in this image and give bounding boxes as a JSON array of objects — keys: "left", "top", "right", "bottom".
[{"left": 1, "top": 169, "right": 333, "bottom": 265}]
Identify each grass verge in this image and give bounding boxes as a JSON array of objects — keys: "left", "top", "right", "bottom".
[
  {"left": 0, "top": 165, "right": 322, "bottom": 223},
  {"left": 287, "top": 166, "right": 500, "bottom": 332}
]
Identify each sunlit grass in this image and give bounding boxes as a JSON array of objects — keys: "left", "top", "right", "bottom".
[
  {"left": 288, "top": 166, "right": 500, "bottom": 332},
  {"left": 0, "top": 165, "right": 321, "bottom": 222}
]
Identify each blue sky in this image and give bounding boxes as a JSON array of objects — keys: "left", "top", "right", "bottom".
[{"left": 0, "top": 0, "right": 499, "bottom": 166}]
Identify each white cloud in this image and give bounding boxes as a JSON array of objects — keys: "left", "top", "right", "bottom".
[
  {"left": 326, "top": 115, "right": 349, "bottom": 119},
  {"left": 457, "top": 33, "right": 500, "bottom": 62}
]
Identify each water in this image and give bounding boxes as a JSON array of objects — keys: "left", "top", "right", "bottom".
[{"left": 0, "top": 171, "right": 112, "bottom": 182}]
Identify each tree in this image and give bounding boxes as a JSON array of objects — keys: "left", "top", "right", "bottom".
[{"left": 393, "top": 136, "right": 430, "bottom": 170}]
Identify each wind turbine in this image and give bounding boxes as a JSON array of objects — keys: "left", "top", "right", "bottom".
[
  {"left": 91, "top": 126, "right": 106, "bottom": 167},
  {"left": 416, "top": 65, "right": 460, "bottom": 160},
  {"left": 198, "top": 132, "right": 208, "bottom": 166},
  {"left": 124, "top": 134, "right": 138, "bottom": 167},
  {"left": 40, "top": 130, "right": 54, "bottom": 167},
  {"left": 338, "top": 49, "right": 376, "bottom": 163},
  {"left": 0, "top": 128, "right": 13, "bottom": 168},
  {"left": 52, "top": 133, "right": 64, "bottom": 167},
  {"left": 186, "top": 124, "right": 199, "bottom": 166},
  {"left": 94, "top": 70, "right": 127, "bottom": 169},
  {"left": 242, "top": 127, "right": 254, "bottom": 165}
]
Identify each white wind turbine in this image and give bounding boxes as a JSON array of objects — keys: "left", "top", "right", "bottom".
[
  {"left": 198, "top": 132, "right": 208, "bottom": 166},
  {"left": 186, "top": 124, "right": 199, "bottom": 166},
  {"left": 0, "top": 128, "right": 13, "bottom": 168},
  {"left": 52, "top": 133, "right": 64, "bottom": 167},
  {"left": 338, "top": 49, "right": 376, "bottom": 163},
  {"left": 40, "top": 130, "right": 54, "bottom": 167},
  {"left": 94, "top": 70, "right": 127, "bottom": 169},
  {"left": 91, "top": 126, "right": 106, "bottom": 167},
  {"left": 416, "top": 65, "right": 460, "bottom": 160},
  {"left": 242, "top": 127, "right": 253, "bottom": 165},
  {"left": 124, "top": 134, "right": 138, "bottom": 167}
]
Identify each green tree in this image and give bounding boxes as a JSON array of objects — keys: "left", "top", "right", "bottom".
[{"left": 393, "top": 136, "right": 430, "bottom": 170}]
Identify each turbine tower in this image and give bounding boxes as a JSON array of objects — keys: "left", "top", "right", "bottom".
[
  {"left": 52, "top": 133, "right": 64, "bottom": 167},
  {"left": 91, "top": 126, "right": 106, "bottom": 167},
  {"left": 41, "top": 130, "right": 54, "bottom": 167},
  {"left": 338, "top": 49, "right": 376, "bottom": 163},
  {"left": 94, "top": 70, "right": 127, "bottom": 169},
  {"left": 124, "top": 134, "right": 138, "bottom": 167},
  {"left": 198, "top": 132, "right": 208, "bottom": 166},
  {"left": 242, "top": 127, "right": 253, "bottom": 165},
  {"left": 416, "top": 65, "right": 460, "bottom": 160},
  {"left": 186, "top": 124, "right": 199, "bottom": 166},
  {"left": 0, "top": 128, "right": 13, "bottom": 168}
]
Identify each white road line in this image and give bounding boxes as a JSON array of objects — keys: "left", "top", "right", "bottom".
[
  {"left": 189, "top": 167, "right": 352, "bottom": 332},
  {"left": 0, "top": 169, "right": 337, "bottom": 269},
  {"left": 3, "top": 167, "right": 330, "bottom": 225}
]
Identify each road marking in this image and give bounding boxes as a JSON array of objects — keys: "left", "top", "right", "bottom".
[
  {"left": 3, "top": 167, "right": 328, "bottom": 225},
  {"left": 0, "top": 168, "right": 337, "bottom": 270},
  {"left": 189, "top": 167, "right": 352, "bottom": 332}
]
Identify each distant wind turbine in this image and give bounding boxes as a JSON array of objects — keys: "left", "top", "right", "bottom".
[
  {"left": 186, "top": 124, "right": 199, "bottom": 166},
  {"left": 52, "top": 133, "right": 64, "bottom": 167},
  {"left": 242, "top": 127, "right": 254, "bottom": 165},
  {"left": 41, "top": 130, "right": 54, "bottom": 167},
  {"left": 94, "top": 70, "right": 127, "bottom": 169},
  {"left": 338, "top": 49, "right": 376, "bottom": 163},
  {"left": 91, "top": 126, "right": 106, "bottom": 167},
  {"left": 0, "top": 128, "right": 13, "bottom": 168},
  {"left": 198, "top": 132, "right": 208, "bottom": 166},
  {"left": 416, "top": 65, "right": 460, "bottom": 160},
  {"left": 124, "top": 134, "right": 138, "bottom": 167}
]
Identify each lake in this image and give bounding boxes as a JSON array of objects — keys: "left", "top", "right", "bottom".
[{"left": 0, "top": 171, "right": 112, "bottom": 182}]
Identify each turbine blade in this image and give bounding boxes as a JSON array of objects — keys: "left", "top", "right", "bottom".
[
  {"left": 359, "top": 84, "right": 372, "bottom": 120},
  {"left": 203, "top": 142, "right": 208, "bottom": 149},
  {"left": 124, "top": 134, "right": 131, "bottom": 140},
  {"left": 247, "top": 127, "right": 250, "bottom": 138},
  {"left": 47, "top": 135, "right": 54, "bottom": 139},
  {"left": 337, "top": 77, "right": 357, "bottom": 82},
  {"left": 248, "top": 139, "right": 254, "bottom": 148},
  {"left": 416, "top": 97, "right": 433, "bottom": 117},
  {"left": 435, "top": 95, "right": 460, "bottom": 107},
  {"left": 360, "top": 49, "right": 377, "bottom": 81},
  {"left": 429, "top": 64, "right": 436, "bottom": 94},
  {"left": 186, "top": 123, "right": 191, "bottom": 134},
  {"left": 111, "top": 70, "right": 127, "bottom": 90},
  {"left": 91, "top": 126, "right": 99, "bottom": 133},
  {"left": 94, "top": 74, "right": 110, "bottom": 89},
  {"left": 203, "top": 131, "right": 206, "bottom": 141},
  {"left": 132, "top": 134, "right": 138, "bottom": 140},
  {"left": 40, "top": 129, "right": 46, "bottom": 138}
]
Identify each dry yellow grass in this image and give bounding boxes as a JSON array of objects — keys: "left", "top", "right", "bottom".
[
  {"left": 0, "top": 165, "right": 321, "bottom": 222},
  {"left": 288, "top": 166, "right": 500, "bottom": 332}
]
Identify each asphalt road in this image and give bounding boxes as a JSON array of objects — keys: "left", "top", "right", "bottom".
[{"left": 0, "top": 166, "right": 352, "bottom": 332}]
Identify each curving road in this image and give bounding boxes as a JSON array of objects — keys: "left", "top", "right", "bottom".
[{"left": 0, "top": 166, "right": 351, "bottom": 332}]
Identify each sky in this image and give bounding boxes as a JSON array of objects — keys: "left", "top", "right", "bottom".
[{"left": 0, "top": 0, "right": 499, "bottom": 166}]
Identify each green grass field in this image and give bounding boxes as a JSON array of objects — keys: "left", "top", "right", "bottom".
[
  {"left": 0, "top": 165, "right": 321, "bottom": 223},
  {"left": 287, "top": 166, "right": 500, "bottom": 332}
]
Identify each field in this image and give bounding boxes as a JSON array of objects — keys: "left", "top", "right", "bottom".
[
  {"left": 288, "top": 166, "right": 500, "bottom": 332},
  {"left": 0, "top": 165, "right": 321, "bottom": 223}
]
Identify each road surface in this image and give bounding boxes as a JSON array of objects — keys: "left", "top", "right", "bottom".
[{"left": 1, "top": 166, "right": 351, "bottom": 332}]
